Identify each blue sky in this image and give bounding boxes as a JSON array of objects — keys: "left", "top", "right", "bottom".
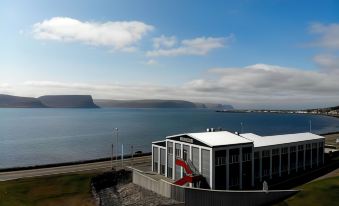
[{"left": 1, "top": 0, "right": 339, "bottom": 109}]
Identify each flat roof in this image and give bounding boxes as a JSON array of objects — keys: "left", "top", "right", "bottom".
[
  {"left": 167, "top": 131, "right": 253, "bottom": 147},
  {"left": 241, "top": 132, "right": 324, "bottom": 147}
]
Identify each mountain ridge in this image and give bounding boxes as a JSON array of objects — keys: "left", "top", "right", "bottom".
[{"left": 0, "top": 94, "right": 98, "bottom": 108}]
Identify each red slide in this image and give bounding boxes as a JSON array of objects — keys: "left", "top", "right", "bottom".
[{"left": 174, "top": 158, "right": 201, "bottom": 186}]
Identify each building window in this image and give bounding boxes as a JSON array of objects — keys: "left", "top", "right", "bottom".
[
  {"left": 263, "top": 169, "right": 269, "bottom": 177},
  {"left": 230, "top": 155, "right": 239, "bottom": 164},
  {"left": 167, "top": 142, "right": 173, "bottom": 154},
  {"left": 254, "top": 152, "right": 259, "bottom": 159},
  {"left": 262, "top": 150, "right": 270, "bottom": 157},
  {"left": 242, "top": 153, "right": 251, "bottom": 162},
  {"left": 168, "top": 147, "right": 173, "bottom": 154},
  {"left": 160, "top": 165, "right": 165, "bottom": 175},
  {"left": 229, "top": 176, "right": 239, "bottom": 187},
  {"left": 272, "top": 149, "right": 279, "bottom": 156},
  {"left": 215, "top": 156, "right": 226, "bottom": 166},
  {"left": 312, "top": 143, "right": 317, "bottom": 149},
  {"left": 306, "top": 144, "right": 311, "bottom": 150},
  {"left": 167, "top": 167, "right": 173, "bottom": 178},
  {"left": 175, "top": 143, "right": 181, "bottom": 158},
  {"left": 298, "top": 145, "right": 304, "bottom": 151},
  {"left": 153, "top": 162, "right": 158, "bottom": 172},
  {"left": 281, "top": 147, "right": 288, "bottom": 154},
  {"left": 183, "top": 149, "right": 188, "bottom": 161},
  {"left": 290, "top": 146, "right": 296, "bottom": 153}
]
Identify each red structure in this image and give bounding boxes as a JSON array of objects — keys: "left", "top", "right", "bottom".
[{"left": 174, "top": 159, "right": 202, "bottom": 186}]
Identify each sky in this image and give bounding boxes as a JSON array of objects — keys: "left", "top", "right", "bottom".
[{"left": 1, "top": 0, "right": 339, "bottom": 109}]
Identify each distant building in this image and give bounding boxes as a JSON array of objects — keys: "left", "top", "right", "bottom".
[
  {"left": 328, "top": 110, "right": 339, "bottom": 115},
  {"left": 152, "top": 130, "right": 324, "bottom": 190}
]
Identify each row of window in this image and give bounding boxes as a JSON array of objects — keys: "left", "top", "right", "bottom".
[
  {"left": 215, "top": 153, "right": 252, "bottom": 166},
  {"left": 255, "top": 143, "right": 324, "bottom": 158}
]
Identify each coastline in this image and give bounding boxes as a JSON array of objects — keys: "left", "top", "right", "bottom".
[
  {"left": 0, "top": 152, "right": 151, "bottom": 173},
  {"left": 1, "top": 131, "right": 338, "bottom": 172},
  {"left": 216, "top": 110, "right": 339, "bottom": 119}
]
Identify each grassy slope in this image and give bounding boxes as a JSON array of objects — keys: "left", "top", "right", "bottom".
[
  {"left": 278, "top": 176, "right": 339, "bottom": 206},
  {"left": 0, "top": 173, "right": 96, "bottom": 206}
]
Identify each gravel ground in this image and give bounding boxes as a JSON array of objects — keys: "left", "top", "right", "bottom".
[{"left": 98, "top": 182, "right": 181, "bottom": 206}]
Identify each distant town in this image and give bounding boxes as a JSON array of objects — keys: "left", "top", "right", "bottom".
[{"left": 217, "top": 105, "right": 339, "bottom": 118}]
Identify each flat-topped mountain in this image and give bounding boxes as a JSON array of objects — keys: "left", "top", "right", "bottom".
[
  {"left": 0, "top": 94, "right": 98, "bottom": 108},
  {"left": 38, "top": 95, "right": 99, "bottom": 108},
  {"left": 95, "top": 99, "right": 234, "bottom": 109},
  {"left": 94, "top": 99, "right": 197, "bottom": 108},
  {"left": 0, "top": 94, "right": 46, "bottom": 108},
  {"left": 0, "top": 94, "right": 233, "bottom": 109}
]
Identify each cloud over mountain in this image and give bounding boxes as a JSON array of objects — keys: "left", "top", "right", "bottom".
[{"left": 17, "top": 63, "right": 339, "bottom": 109}]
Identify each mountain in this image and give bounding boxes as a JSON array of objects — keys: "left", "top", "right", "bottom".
[
  {"left": 195, "top": 103, "right": 234, "bottom": 110},
  {"left": 0, "top": 94, "right": 46, "bottom": 108},
  {"left": 94, "top": 99, "right": 197, "bottom": 108},
  {"left": 38, "top": 95, "right": 99, "bottom": 108},
  {"left": 0, "top": 94, "right": 98, "bottom": 108},
  {"left": 95, "top": 99, "right": 234, "bottom": 109}
]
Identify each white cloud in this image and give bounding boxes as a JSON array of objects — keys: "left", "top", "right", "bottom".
[
  {"left": 314, "top": 53, "right": 339, "bottom": 73},
  {"left": 0, "top": 83, "right": 10, "bottom": 88},
  {"left": 16, "top": 63, "right": 339, "bottom": 109},
  {"left": 32, "top": 17, "right": 153, "bottom": 51},
  {"left": 309, "top": 23, "right": 339, "bottom": 49},
  {"left": 183, "top": 64, "right": 339, "bottom": 108},
  {"left": 145, "top": 59, "right": 158, "bottom": 65},
  {"left": 152, "top": 35, "right": 177, "bottom": 49},
  {"left": 146, "top": 34, "right": 234, "bottom": 57}
]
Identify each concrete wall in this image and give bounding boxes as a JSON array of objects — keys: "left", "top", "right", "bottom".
[
  {"left": 184, "top": 188, "right": 297, "bottom": 206},
  {"left": 132, "top": 169, "right": 298, "bottom": 206},
  {"left": 132, "top": 169, "right": 160, "bottom": 194}
]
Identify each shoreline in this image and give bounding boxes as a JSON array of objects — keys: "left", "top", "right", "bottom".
[
  {"left": 0, "top": 152, "right": 151, "bottom": 173},
  {"left": 1, "top": 131, "right": 338, "bottom": 172},
  {"left": 216, "top": 110, "right": 339, "bottom": 119}
]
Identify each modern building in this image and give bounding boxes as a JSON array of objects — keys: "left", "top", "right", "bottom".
[{"left": 152, "top": 130, "right": 324, "bottom": 190}]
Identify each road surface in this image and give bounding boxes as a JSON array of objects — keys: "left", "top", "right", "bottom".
[{"left": 0, "top": 155, "right": 151, "bottom": 181}]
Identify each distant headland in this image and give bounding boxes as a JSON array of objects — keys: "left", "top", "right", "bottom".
[
  {"left": 0, "top": 94, "right": 234, "bottom": 109},
  {"left": 0, "top": 94, "right": 98, "bottom": 108},
  {"left": 94, "top": 99, "right": 234, "bottom": 109}
]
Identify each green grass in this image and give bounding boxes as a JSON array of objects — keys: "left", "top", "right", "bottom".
[
  {"left": 0, "top": 173, "right": 97, "bottom": 206},
  {"left": 278, "top": 176, "right": 339, "bottom": 206}
]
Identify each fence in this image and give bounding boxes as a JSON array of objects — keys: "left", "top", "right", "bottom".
[{"left": 132, "top": 168, "right": 298, "bottom": 206}]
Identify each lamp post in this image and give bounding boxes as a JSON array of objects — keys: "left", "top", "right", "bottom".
[
  {"left": 111, "top": 144, "right": 113, "bottom": 170},
  {"left": 115, "top": 128, "right": 119, "bottom": 161},
  {"left": 309, "top": 120, "right": 312, "bottom": 133}
]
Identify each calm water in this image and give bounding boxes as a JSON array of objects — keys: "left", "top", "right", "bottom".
[{"left": 1, "top": 108, "right": 339, "bottom": 168}]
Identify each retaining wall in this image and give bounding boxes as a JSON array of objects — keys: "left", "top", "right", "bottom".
[{"left": 132, "top": 169, "right": 298, "bottom": 206}]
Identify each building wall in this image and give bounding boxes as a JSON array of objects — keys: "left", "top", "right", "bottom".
[
  {"left": 152, "top": 137, "right": 325, "bottom": 190},
  {"left": 163, "top": 139, "right": 213, "bottom": 188}
]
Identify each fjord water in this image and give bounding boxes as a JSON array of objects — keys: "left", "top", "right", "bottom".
[{"left": 1, "top": 108, "right": 339, "bottom": 168}]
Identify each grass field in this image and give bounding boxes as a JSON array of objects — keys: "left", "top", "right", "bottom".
[
  {"left": 0, "top": 173, "right": 97, "bottom": 206},
  {"left": 277, "top": 176, "right": 339, "bottom": 206}
]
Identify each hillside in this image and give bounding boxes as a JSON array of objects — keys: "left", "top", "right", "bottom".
[
  {"left": 0, "top": 94, "right": 98, "bottom": 108},
  {"left": 94, "top": 99, "right": 197, "bottom": 108},
  {"left": 38, "top": 95, "right": 99, "bottom": 108},
  {"left": 195, "top": 103, "right": 234, "bottom": 110},
  {"left": 95, "top": 99, "right": 234, "bottom": 109},
  {"left": 0, "top": 94, "right": 46, "bottom": 108}
]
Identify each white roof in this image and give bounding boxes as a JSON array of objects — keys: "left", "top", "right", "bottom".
[
  {"left": 167, "top": 131, "right": 252, "bottom": 147},
  {"left": 241, "top": 132, "right": 324, "bottom": 147}
]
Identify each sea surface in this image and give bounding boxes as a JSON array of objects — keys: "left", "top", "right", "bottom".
[{"left": 1, "top": 108, "right": 339, "bottom": 169}]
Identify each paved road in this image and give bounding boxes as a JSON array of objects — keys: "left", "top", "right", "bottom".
[{"left": 0, "top": 156, "right": 151, "bottom": 181}]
